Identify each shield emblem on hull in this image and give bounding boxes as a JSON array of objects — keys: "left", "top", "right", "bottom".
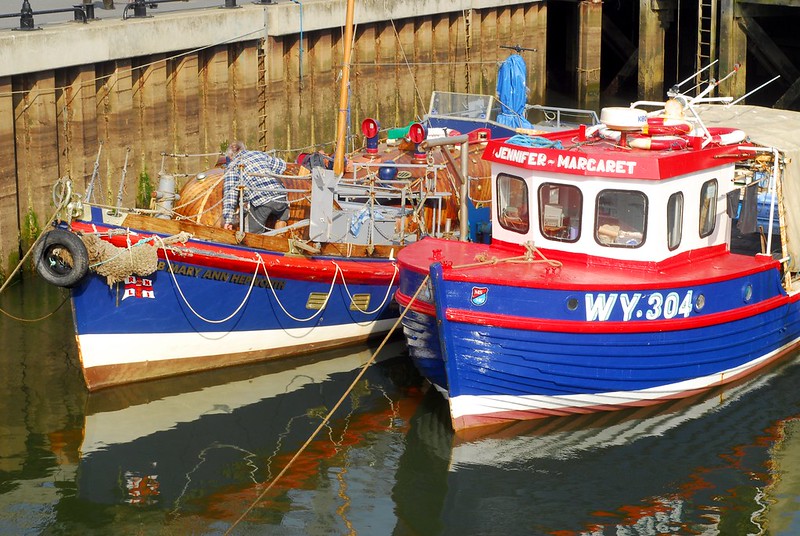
[{"left": 471, "top": 286, "right": 488, "bottom": 306}]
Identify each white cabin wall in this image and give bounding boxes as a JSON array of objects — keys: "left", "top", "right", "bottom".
[{"left": 489, "top": 162, "right": 738, "bottom": 264}]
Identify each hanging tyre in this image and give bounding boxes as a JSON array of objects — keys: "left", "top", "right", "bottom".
[{"left": 33, "top": 229, "right": 89, "bottom": 288}]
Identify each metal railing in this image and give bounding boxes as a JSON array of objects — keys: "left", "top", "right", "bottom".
[{"left": 0, "top": 0, "right": 282, "bottom": 30}]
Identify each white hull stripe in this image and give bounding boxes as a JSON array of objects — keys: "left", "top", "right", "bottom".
[{"left": 78, "top": 319, "right": 396, "bottom": 369}]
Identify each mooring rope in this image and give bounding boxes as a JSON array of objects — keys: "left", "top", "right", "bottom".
[
  {"left": 155, "top": 237, "right": 262, "bottom": 324},
  {"left": 452, "top": 241, "right": 563, "bottom": 271},
  {"left": 223, "top": 273, "right": 430, "bottom": 536},
  {"left": 332, "top": 260, "right": 399, "bottom": 315},
  {"left": 0, "top": 177, "right": 74, "bottom": 321}
]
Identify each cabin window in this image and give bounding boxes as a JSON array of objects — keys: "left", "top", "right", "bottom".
[
  {"left": 538, "top": 183, "right": 582, "bottom": 242},
  {"left": 595, "top": 189, "right": 647, "bottom": 247},
  {"left": 497, "top": 173, "right": 529, "bottom": 234},
  {"left": 699, "top": 179, "right": 718, "bottom": 238},
  {"left": 667, "top": 192, "right": 683, "bottom": 250}
]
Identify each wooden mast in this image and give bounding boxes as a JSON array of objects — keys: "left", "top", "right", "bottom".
[{"left": 333, "top": 0, "right": 356, "bottom": 176}]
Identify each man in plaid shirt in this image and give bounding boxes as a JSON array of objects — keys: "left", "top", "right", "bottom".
[{"left": 222, "top": 141, "right": 289, "bottom": 232}]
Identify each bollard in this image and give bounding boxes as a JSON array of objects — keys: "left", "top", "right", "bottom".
[
  {"left": 76, "top": 4, "right": 94, "bottom": 20},
  {"left": 223, "top": 0, "right": 238, "bottom": 7},
  {"left": 19, "top": 0, "right": 35, "bottom": 30}
]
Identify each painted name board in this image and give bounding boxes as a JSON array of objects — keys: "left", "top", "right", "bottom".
[
  {"left": 585, "top": 291, "right": 694, "bottom": 322},
  {"left": 156, "top": 260, "right": 286, "bottom": 290},
  {"left": 489, "top": 145, "right": 639, "bottom": 176}
]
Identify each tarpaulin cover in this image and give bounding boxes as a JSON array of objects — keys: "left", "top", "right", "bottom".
[{"left": 496, "top": 55, "right": 533, "bottom": 129}]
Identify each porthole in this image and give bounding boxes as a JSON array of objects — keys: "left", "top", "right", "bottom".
[
  {"left": 743, "top": 284, "right": 753, "bottom": 303},
  {"left": 567, "top": 297, "right": 579, "bottom": 311},
  {"left": 694, "top": 293, "right": 706, "bottom": 312}
]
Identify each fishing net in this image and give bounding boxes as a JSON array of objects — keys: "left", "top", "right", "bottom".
[{"left": 82, "top": 234, "right": 159, "bottom": 286}]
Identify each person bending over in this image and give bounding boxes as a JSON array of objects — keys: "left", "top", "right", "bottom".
[{"left": 222, "top": 141, "right": 289, "bottom": 232}]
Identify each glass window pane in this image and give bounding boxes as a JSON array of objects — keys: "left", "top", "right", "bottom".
[
  {"left": 496, "top": 173, "right": 529, "bottom": 234},
  {"left": 595, "top": 190, "right": 648, "bottom": 248},
  {"left": 699, "top": 180, "right": 717, "bottom": 238},
  {"left": 667, "top": 192, "right": 683, "bottom": 250},
  {"left": 539, "top": 183, "right": 582, "bottom": 242}
]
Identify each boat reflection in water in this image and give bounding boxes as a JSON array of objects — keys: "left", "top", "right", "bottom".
[
  {"left": 75, "top": 339, "right": 424, "bottom": 525},
  {"left": 394, "top": 352, "right": 800, "bottom": 535}
]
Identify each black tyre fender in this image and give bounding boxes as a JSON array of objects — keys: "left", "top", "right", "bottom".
[{"left": 33, "top": 229, "right": 90, "bottom": 288}]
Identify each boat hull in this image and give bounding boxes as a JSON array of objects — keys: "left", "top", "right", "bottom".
[
  {"left": 396, "top": 241, "right": 800, "bottom": 431},
  {"left": 67, "top": 221, "right": 399, "bottom": 391}
]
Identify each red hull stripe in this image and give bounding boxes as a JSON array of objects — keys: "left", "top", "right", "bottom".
[
  {"left": 395, "top": 291, "right": 436, "bottom": 316},
  {"left": 72, "top": 222, "right": 396, "bottom": 285},
  {"left": 444, "top": 294, "right": 793, "bottom": 334}
]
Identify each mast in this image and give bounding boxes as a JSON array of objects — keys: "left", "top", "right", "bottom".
[{"left": 333, "top": 0, "right": 356, "bottom": 176}]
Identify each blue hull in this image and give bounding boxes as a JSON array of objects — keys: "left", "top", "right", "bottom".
[{"left": 397, "top": 260, "right": 800, "bottom": 430}]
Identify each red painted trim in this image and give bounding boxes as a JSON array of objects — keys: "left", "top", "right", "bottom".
[
  {"left": 71, "top": 222, "right": 397, "bottom": 285},
  {"left": 481, "top": 137, "right": 752, "bottom": 180},
  {"left": 444, "top": 294, "right": 791, "bottom": 334},
  {"left": 395, "top": 291, "right": 436, "bottom": 316}
]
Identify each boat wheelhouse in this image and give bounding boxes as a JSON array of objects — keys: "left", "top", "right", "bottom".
[{"left": 396, "top": 98, "right": 800, "bottom": 432}]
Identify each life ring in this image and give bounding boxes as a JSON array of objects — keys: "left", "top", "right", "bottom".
[
  {"left": 706, "top": 127, "right": 746, "bottom": 146},
  {"left": 33, "top": 228, "right": 89, "bottom": 288},
  {"left": 643, "top": 117, "right": 692, "bottom": 136},
  {"left": 628, "top": 134, "right": 689, "bottom": 151}
]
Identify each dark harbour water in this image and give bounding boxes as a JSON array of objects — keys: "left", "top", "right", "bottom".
[{"left": 3, "top": 278, "right": 800, "bottom": 535}]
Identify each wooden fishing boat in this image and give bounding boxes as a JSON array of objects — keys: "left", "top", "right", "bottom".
[
  {"left": 32, "top": 126, "right": 490, "bottom": 391},
  {"left": 395, "top": 82, "right": 800, "bottom": 431}
]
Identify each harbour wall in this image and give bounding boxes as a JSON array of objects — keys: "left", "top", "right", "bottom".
[{"left": 0, "top": 0, "right": 547, "bottom": 278}]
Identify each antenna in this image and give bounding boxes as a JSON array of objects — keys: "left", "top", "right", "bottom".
[{"left": 729, "top": 75, "right": 781, "bottom": 106}]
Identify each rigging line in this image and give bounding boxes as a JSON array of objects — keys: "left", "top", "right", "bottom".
[
  {"left": 0, "top": 292, "right": 70, "bottom": 322},
  {"left": 332, "top": 261, "right": 398, "bottom": 315},
  {"left": 0, "top": 27, "right": 266, "bottom": 99},
  {"left": 224, "top": 273, "right": 431, "bottom": 536},
  {"left": 388, "top": 18, "right": 428, "bottom": 119},
  {"left": 156, "top": 238, "right": 261, "bottom": 324},
  {"left": 0, "top": 177, "right": 72, "bottom": 299},
  {"left": 258, "top": 260, "right": 340, "bottom": 323}
]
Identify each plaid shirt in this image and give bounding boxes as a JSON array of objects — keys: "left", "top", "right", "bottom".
[{"left": 222, "top": 150, "right": 288, "bottom": 224}]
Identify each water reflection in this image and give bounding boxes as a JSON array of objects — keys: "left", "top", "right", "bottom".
[
  {"left": 396, "top": 354, "right": 800, "bottom": 535},
  {"left": 3, "top": 278, "right": 800, "bottom": 534}
]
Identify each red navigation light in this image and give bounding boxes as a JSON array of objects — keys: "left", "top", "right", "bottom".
[
  {"left": 408, "top": 123, "right": 426, "bottom": 144},
  {"left": 361, "top": 118, "right": 379, "bottom": 138}
]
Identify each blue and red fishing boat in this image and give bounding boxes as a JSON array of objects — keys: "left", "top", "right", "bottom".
[{"left": 396, "top": 89, "right": 800, "bottom": 431}]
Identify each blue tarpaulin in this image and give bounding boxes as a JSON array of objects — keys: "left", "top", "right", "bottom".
[{"left": 496, "top": 54, "right": 533, "bottom": 129}]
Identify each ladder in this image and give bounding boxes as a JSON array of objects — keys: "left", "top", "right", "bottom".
[{"left": 696, "top": 0, "right": 718, "bottom": 94}]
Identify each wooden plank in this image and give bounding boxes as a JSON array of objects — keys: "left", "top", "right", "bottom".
[
  {"left": 525, "top": 2, "right": 547, "bottom": 105},
  {"left": 478, "top": 9, "right": 498, "bottom": 96},
  {"left": 98, "top": 60, "right": 135, "bottom": 208},
  {"left": 414, "top": 17, "right": 434, "bottom": 118},
  {"left": 15, "top": 71, "right": 59, "bottom": 248},
  {"left": 167, "top": 53, "right": 201, "bottom": 174},
  {"left": 638, "top": 0, "right": 665, "bottom": 101},
  {"left": 0, "top": 76, "right": 18, "bottom": 276},
  {"left": 200, "top": 46, "right": 230, "bottom": 159},
  {"left": 134, "top": 54, "right": 168, "bottom": 201},
  {"left": 376, "top": 22, "right": 400, "bottom": 127},
  {"left": 577, "top": 0, "right": 602, "bottom": 110},
  {"left": 718, "top": 0, "right": 747, "bottom": 98},
  {"left": 230, "top": 42, "right": 260, "bottom": 148},
  {"left": 432, "top": 14, "right": 451, "bottom": 97}
]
